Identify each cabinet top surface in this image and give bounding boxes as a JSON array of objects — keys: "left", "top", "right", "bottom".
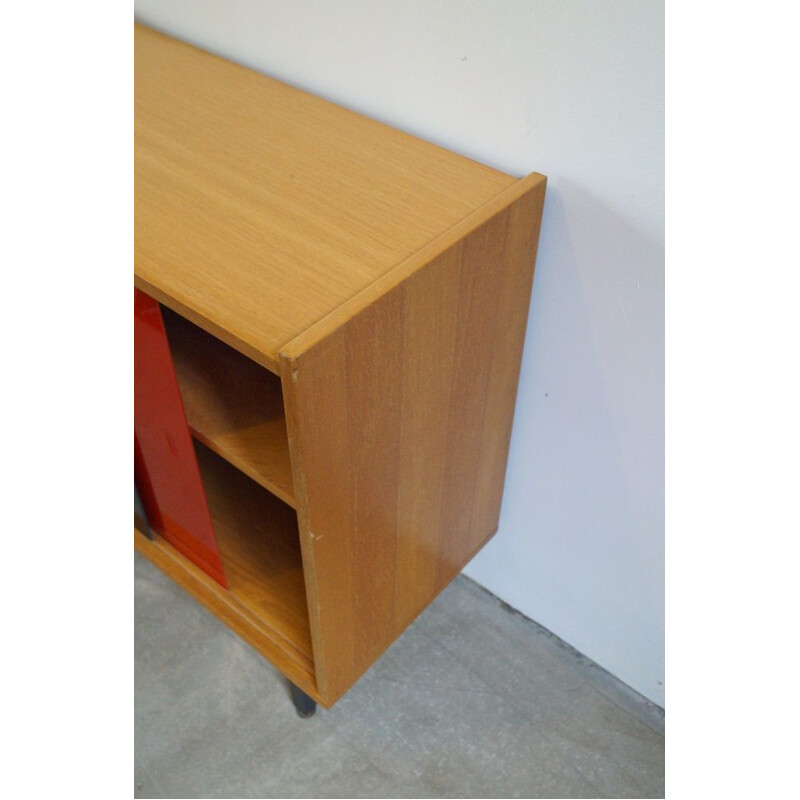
[{"left": 135, "top": 24, "right": 517, "bottom": 370}]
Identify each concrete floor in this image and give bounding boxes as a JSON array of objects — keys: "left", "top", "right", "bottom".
[{"left": 135, "top": 553, "right": 664, "bottom": 798}]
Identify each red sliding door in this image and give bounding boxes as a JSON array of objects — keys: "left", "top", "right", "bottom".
[{"left": 134, "top": 288, "right": 227, "bottom": 587}]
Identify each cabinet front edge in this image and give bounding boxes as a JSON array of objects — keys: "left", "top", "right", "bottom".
[{"left": 133, "top": 275, "right": 283, "bottom": 375}]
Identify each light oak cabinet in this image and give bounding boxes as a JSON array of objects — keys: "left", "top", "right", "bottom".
[{"left": 134, "top": 23, "right": 546, "bottom": 711}]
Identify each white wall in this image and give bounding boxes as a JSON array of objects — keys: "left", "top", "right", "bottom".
[{"left": 135, "top": 0, "right": 665, "bottom": 706}]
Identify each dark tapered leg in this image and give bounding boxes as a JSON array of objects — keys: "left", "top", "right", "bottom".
[
  {"left": 135, "top": 483, "right": 153, "bottom": 540},
  {"left": 289, "top": 683, "right": 317, "bottom": 718}
]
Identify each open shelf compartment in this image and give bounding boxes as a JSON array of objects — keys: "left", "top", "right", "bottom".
[
  {"left": 161, "top": 307, "right": 296, "bottom": 508},
  {"left": 135, "top": 440, "right": 317, "bottom": 698},
  {"left": 194, "top": 441, "right": 312, "bottom": 664}
]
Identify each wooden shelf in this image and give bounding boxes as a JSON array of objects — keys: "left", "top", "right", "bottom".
[
  {"left": 134, "top": 22, "right": 547, "bottom": 709},
  {"left": 163, "top": 307, "right": 296, "bottom": 508},
  {"left": 194, "top": 442, "right": 311, "bottom": 667}
]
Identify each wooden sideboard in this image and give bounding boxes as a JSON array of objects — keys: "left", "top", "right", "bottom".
[{"left": 134, "top": 23, "right": 546, "bottom": 713}]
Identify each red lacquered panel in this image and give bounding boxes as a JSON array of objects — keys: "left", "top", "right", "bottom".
[{"left": 134, "top": 288, "right": 228, "bottom": 587}]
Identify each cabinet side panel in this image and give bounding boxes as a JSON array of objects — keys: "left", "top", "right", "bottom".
[{"left": 283, "top": 180, "right": 546, "bottom": 702}]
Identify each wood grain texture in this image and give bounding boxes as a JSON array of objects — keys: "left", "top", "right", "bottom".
[
  {"left": 136, "top": 441, "right": 318, "bottom": 699},
  {"left": 135, "top": 22, "right": 548, "bottom": 708},
  {"left": 281, "top": 176, "right": 546, "bottom": 702},
  {"left": 135, "top": 23, "right": 516, "bottom": 373},
  {"left": 163, "top": 307, "right": 296, "bottom": 508}
]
